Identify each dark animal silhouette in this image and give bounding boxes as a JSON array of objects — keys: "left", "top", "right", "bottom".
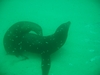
[{"left": 3, "top": 21, "right": 71, "bottom": 75}]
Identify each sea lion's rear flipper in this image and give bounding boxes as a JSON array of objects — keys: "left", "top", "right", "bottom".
[{"left": 41, "top": 55, "right": 51, "bottom": 75}]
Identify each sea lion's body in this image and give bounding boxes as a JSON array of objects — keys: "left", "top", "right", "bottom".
[{"left": 3, "top": 21, "right": 70, "bottom": 75}]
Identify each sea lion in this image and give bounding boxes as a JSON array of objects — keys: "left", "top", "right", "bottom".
[
  {"left": 3, "top": 21, "right": 43, "bottom": 57},
  {"left": 3, "top": 21, "right": 71, "bottom": 75},
  {"left": 20, "top": 21, "right": 71, "bottom": 75}
]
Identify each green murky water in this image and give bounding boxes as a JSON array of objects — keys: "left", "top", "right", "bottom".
[{"left": 0, "top": 0, "right": 100, "bottom": 75}]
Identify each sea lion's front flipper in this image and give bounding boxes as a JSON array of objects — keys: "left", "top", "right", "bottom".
[{"left": 41, "top": 55, "right": 51, "bottom": 75}]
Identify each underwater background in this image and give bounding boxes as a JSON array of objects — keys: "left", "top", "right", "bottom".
[{"left": 0, "top": 0, "right": 100, "bottom": 75}]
